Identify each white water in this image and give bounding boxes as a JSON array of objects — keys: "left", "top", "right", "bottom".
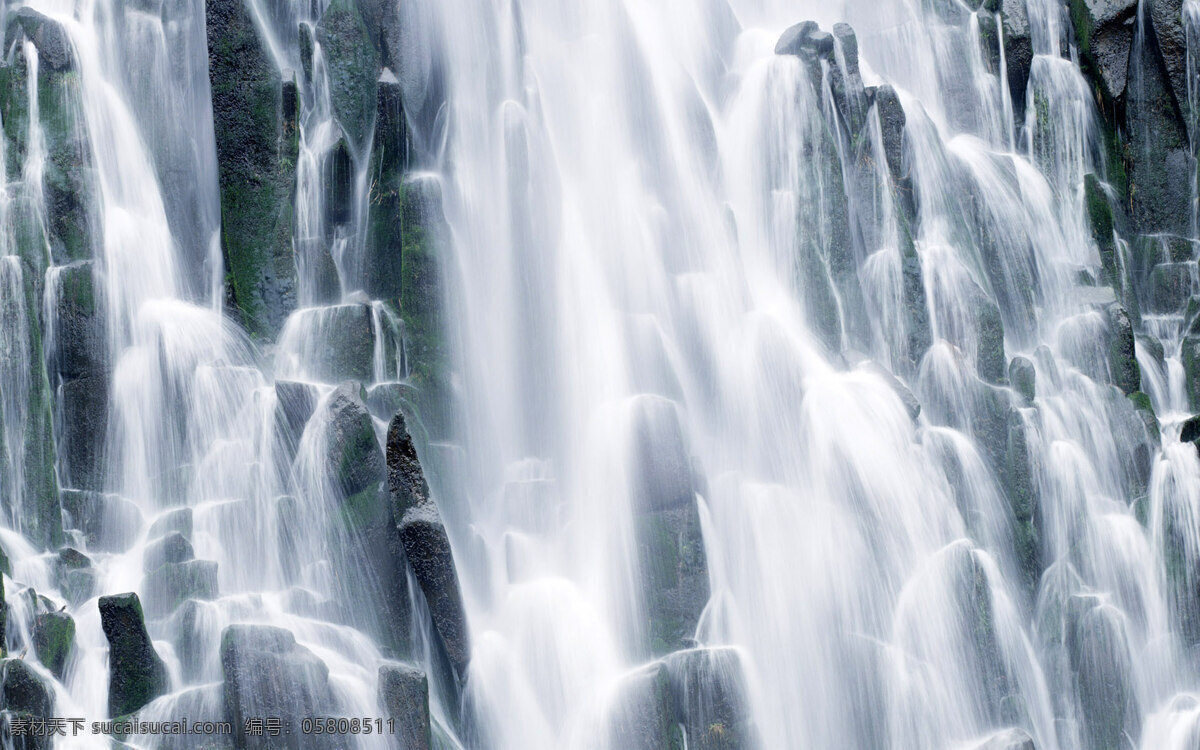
[{"left": 0, "top": 0, "right": 1197, "bottom": 748}]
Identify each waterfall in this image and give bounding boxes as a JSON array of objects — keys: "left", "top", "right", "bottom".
[{"left": 0, "top": 0, "right": 1197, "bottom": 748}]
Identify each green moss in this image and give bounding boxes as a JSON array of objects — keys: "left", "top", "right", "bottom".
[{"left": 1085, "top": 173, "right": 1117, "bottom": 284}]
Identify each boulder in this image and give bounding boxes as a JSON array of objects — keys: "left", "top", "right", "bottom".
[
  {"left": 1, "top": 659, "right": 52, "bottom": 718},
  {"left": 275, "top": 380, "right": 319, "bottom": 440},
  {"left": 221, "top": 625, "right": 336, "bottom": 750},
  {"left": 398, "top": 506, "right": 470, "bottom": 675},
  {"left": 774, "top": 21, "right": 834, "bottom": 58},
  {"left": 1008, "top": 356, "right": 1036, "bottom": 402},
  {"left": 99, "top": 593, "right": 168, "bottom": 717},
  {"left": 1105, "top": 303, "right": 1141, "bottom": 394},
  {"left": 1069, "top": 0, "right": 1139, "bottom": 100},
  {"left": 206, "top": 0, "right": 297, "bottom": 338},
  {"left": 282, "top": 304, "right": 376, "bottom": 383},
  {"left": 326, "top": 383, "right": 385, "bottom": 499},
  {"left": 662, "top": 647, "right": 757, "bottom": 750},
  {"left": 59, "top": 489, "right": 143, "bottom": 553},
  {"left": 317, "top": 0, "right": 380, "bottom": 151},
  {"left": 8, "top": 8, "right": 73, "bottom": 73},
  {"left": 33, "top": 611, "right": 74, "bottom": 679},
  {"left": 143, "top": 559, "right": 218, "bottom": 618},
  {"left": 1067, "top": 596, "right": 1139, "bottom": 750},
  {"left": 378, "top": 663, "right": 430, "bottom": 750},
  {"left": 142, "top": 531, "right": 194, "bottom": 573},
  {"left": 386, "top": 411, "right": 432, "bottom": 516}
]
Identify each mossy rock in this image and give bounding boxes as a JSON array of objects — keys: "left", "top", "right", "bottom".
[
  {"left": 33, "top": 611, "right": 74, "bottom": 679},
  {"left": 318, "top": 0, "right": 380, "bottom": 151}
]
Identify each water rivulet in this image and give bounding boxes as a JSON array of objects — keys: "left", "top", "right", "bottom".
[{"left": 0, "top": 0, "right": 1200, "bottom": 748}]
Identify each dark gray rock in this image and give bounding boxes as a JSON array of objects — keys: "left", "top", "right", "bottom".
[
  {"left": 364, "top": 71, "right": 409, "bottom": 302},
  {"left": 99, "top": 592, "right": 168, "bottom": 717},
  {"left": 221, "top": 625, "right": 337, "bottom": 750},
  {"left": 1183, "top": 335, "right": 1200, "bottom": 411},
  {"left": 1105, "top": 303, "right": 1141, "bottom": 394},
  {"left": 33, "top": 611, "right": 74, "bottom": 679},
  {"left": 317, "top": 0, "right": 380, "bottom": 151},
  {"left": 143, "top": 559, "right": 218, "bottom": 618},
  {"left": 1149, "top": 0, "right": 1187, "bottom": 118},
  {"left": 774, "top": 21, "right": 834, "bottom": 58},
  {"left": 295, "top": 304, "right": 377, "bottom": 383},
  {"left": 1069, "top": 0, "right": 1139, "bottom": 100},
  {"left": 206, "top": 0, "right": 297, "bottom": 338},
  {"left": 1000, "top": 0, "right": 1033, "bottom": 126},
  {"left": 324, "top": 134, "right": 355, "bottom": 228},
  {"left": 59, "top": 489, "right": 142, "bottom": 553},
  {"left": 386, "top": 411, "right": 431, "bottom": 517},
  {"left": 142, "top": 531, "right": 195, "bottom": 573},
  {"left": 50, "top": 261, "right": 105, "bottom": 382},
  {"left": 1146, "top": 262, "right": 1193, "bottom": 313},
  {"left": 378, "top": 663, "right": 430, "bottom": 750},
  {"left": 9, "top": 8, "right": 73, "bottom": 72},
  {"left": 326, "top": 383, "right": 385, "bottom": 499},
  {"left": 1, "top": 659, "right": 52, "bottom": 719},
  {"left": 973, "top": 287, "right": 1007, "bottom": 384},
  {"left": 1004, "top": 409, "right": 1040, "bottom": 590},
  {"left": 663, "top": 647, "right": 758, "bottom": 750},
  {"left": 59, "top": 374, "right": 108, "bottom": 492},
  {"left": 1084, "top": 174, "right": 1118, "bottom": 284},
  {"left": 398, "top": 505, "right": 469, "bottom": 675},
  {"left": 1008, "top": 356, "right": 1036, "bottom": 402}
]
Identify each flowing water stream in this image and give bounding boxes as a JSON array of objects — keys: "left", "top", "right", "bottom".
[{"left": 0, "top": 0, "right": 1198, "bottom": 748}]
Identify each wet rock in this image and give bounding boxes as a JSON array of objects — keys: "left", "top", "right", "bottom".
[
  {"left": 829, "top": 23, "right": 868, "bottom": 136},
  {"left": 8, "top": 8, "right": 73, "bottom": 73},
  {"left": 221, "top": 625, "right": 337, "bottom": 750},
  {"left": 99, "top": 592, "right": 168, "bottom": 717},
  {"left": 1184, "top": 335, "right": 1200, "bottom": 410},
  {"left": 142, "top": 531, "right": 195, "bottom": 573},
  {"left": 1000, "top": 0, "right": 1033, "bottom": 126},
  {"left": 324, "top": 133, "right": 355, "bottom": 228},
  {"left": 1181, "top": 414, "right": 1200, "bottom": 454},
  {"left": 291, "top": 304, "right": 376, "bottom": 383},
  {"left": 774, "top": 21, "right": 834, "bottom": 59},
  {"left": 973, "top": 727, "right": 1036, "bottom": 750},
  {"left": 59, "top": 374, "right": 108, "bottom": 492},
  {"left": 33, "top": 611, "right": 74, "bottom": 679},
  {"left": 143, "top": 559, "right": 219, "bottom": 618},
  {"left": 1126, "top": 15, "right": 1191, "bottom": 237},
  {"left": 1084, "top": 174, "right": 1117, "bottom": 284},
  {"left": 298, "top": 22, "right": 314, "bottom": 87},
  {"left": 1008, "top": 356, "right": 1036, "bottom": 402},
  {"left": 206, "top": 0, "right": 297, "bottom": 338},
  {"left": 317, "top": 0, "right": 380, "bottom": 151},
  {"left": 606, "top": 663, "right": 685, "bottom": 750},
  {"left": 274, "top": 376, "right": 319, "bottom": 441},
  {"left": 50, "top": 261, "right": 105, "bottom": 381},
  {"left": 859, "top": 360, "right": 922, "bottom": 421},
  {"left": 870, "top": 85, "right": 907, "bottom": 187},
  {"left": 1105, "top": 303, "right": 1141, "bottom": 394},
  {"left": 364, "top": 71, "right": 409, "bottom": 302},
  {"left": 326, "top": 383, "right": 385, "bottom": 499},
  {"left": 378, "top": 663, "right": 430, "bottom": 750},
  {"left": 1149, "top": 0, "right": 1187, "bottom": 118},
  {"left": 386, "top": 411, "right": 431, "bottom": 517},
  {"left": 60, "top": 489, "right": 143, "bottom": 553},
  {"left": 973, "top": 287, "right": 1007, "bottom": 384},
  {"left": 147, "top": 507, "right": 192, "bottom": 541},
  {"left": 663, "top": 647, "right": 757, "bottom": 750},
  {"left": 1, "top": 659, "right": 52, "bottom": 719},
  {"left": 398, "top": 506, "right": 469, "bottom": 675},
  {"left": 1146, "top": 262, "right": 1193, "bottom": 313},
  {"left": 366, "top": 381, "right": 419, "bottom": 422},
  {"left": 1069, "top": 0, "right": 1139, "bottom": 100},
  {"left": 1067, "top": 596, "right": 1139, "bottom": 750}
]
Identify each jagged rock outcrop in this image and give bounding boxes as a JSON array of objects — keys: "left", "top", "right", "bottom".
[
  {"left": 206, "top": 0, "right": 298, "bottom": 339},
  {"left": 386, "top": 412, "right": 470, "bottom": 674},
  {"left": 99, "top": 592, "right": 168, "bottom": 717}
]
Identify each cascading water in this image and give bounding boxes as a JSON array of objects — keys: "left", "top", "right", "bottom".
[{"left": 0, "top": 0, "right": 1197, "bottom": 748}]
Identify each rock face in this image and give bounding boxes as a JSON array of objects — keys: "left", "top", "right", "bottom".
[
  {"left": 33, "top": 611, "right": 75, "bottom": 679},
  {"left": 386, "top": 413, "right": 470, "bottom": 675},
  {"left": 364, "top": 71, "right": 410, "bottom": 302},
  {"left": 1069, "top": 0, "right": 1139, "bottom": 100},
  {"left": 1105, "top": 304, "right": 1141, "bottom": 394},
  {"left": 1, "top": 658, "right": 53, "bottom": 720},
  {"left": 317, "top": 0, "right": 380, "bottom": 152},
  {"left": 378, "top": 663, "right": 431, "bottom": 750},
  {"left": 99, "top": 593, "right": 169, "bottom": 717},
  {"left": 221, "top": 625, "right": 336, "bottom": 750},
  {"left": 206, "top": 0, "right": 297, "bottom": 338}
]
